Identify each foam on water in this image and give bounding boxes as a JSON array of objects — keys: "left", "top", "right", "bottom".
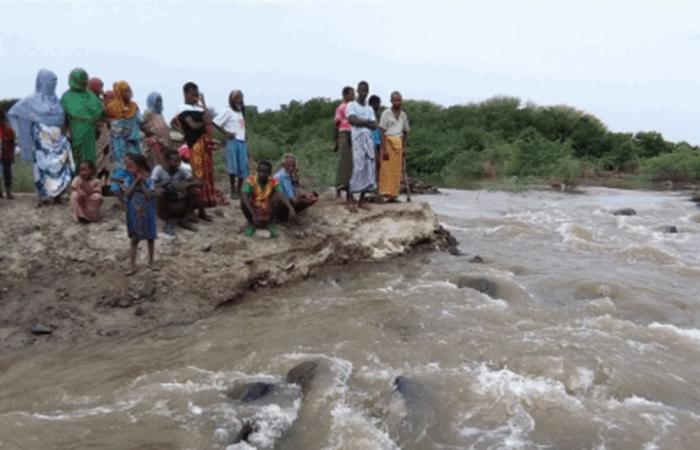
[
  {"left": 648, "top": 322, "right": 700, "bottom": 344},
  {"left": 469, "top": 364, "right": 582, "bottom": 409},
  {"left": 325, "top": 402, "right": 400, "bottom": 450}
]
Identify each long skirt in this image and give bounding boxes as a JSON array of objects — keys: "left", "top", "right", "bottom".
[
  {"left": 349, "top": 131, "right": 376, "bottom": 194},
  {"left": 378, "top": 135, "right": 404, "bottom": 198},
  {"left": 190, "top": 135, "right": 226, "bottom": 208},
  {"left": 32, "top": 123, "right": 74, "bottom": 198},
  {"left": 224, "top": 138, "right": 249, "bottom": 177},
  {"left": 336, "top": 131, "right": 353, "bottom": 188},
  {"left": 94, "top": 123, "right": 111, "bottom": 178},
  {"left": 68, "top": 121, "right": 97, "bottom": 167}
]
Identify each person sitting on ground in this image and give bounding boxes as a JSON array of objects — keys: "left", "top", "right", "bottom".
[
  {"left": 69, "top": 160, "right": 103, "bottom": 223},
  {"left": 151, "top": 148, "right": 200, "bottom": 235},
  {"left": 273, "top": 153, "right": 318, "bottom": 222},
  {"left": 240, "top": 160, "right": 296, "bottom": 238}
]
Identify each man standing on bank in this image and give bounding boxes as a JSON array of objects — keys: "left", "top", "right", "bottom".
[
  {"left": 345, "top": 81, "right": 377, "bottom": 212},
  {"left": 378, "top": 91, "right": 410, "bottom": 202}
]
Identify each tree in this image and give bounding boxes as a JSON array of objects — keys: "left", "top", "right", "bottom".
[{"left": 635, "top": 131, "right": 673, "bottom": 158}]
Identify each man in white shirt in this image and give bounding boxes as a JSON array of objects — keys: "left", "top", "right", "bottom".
[
  {"left": 345, "top": 80, "right": 378, "bottom": 212},
  {"left": 378, "top": 91, "right": 410, "bottom": 202}
]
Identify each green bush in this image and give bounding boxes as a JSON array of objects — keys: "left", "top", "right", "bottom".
[
  {"left": 6, "top": 94, "right": 699, "bottom": 191},
  {"left": 643, "top": 149, "right": 700, "bottom": 180},
  {"left": 507, "top": 128, "right": 573, "bottom": 177},
  {"left": 441, "top": 150, "right": 483, "bottom": 185}
]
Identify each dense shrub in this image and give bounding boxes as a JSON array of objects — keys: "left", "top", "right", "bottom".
[
  {"left": 4, "top": 94, "right": 698, "bottom": 190},
  {"left": 644, "top": 149, "right": 700, "bottom": 181}
]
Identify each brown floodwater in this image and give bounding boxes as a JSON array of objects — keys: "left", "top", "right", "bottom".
[{"left": 1, "top": 187, "right": 700, "bottom": 450}]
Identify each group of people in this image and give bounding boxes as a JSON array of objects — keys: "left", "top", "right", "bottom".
[
  {"left": 334, "top": 81, "right": 410, "bottom": 212},
  {"left": 1, "top": 71, "right": 410, "bottom": 273}
]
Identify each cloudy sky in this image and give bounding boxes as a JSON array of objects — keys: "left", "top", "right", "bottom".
[{"left": 1, "top": 1, "right": 699, "bottom": 143}]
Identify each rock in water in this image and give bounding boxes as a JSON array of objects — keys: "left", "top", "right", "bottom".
[
  {"left": 453, "top": 277, "right": 498, "bottom": 298},
  {"left": 31, "top": 323, "right": 53, "bottom": 335},
  {"left": 448, "top": 247, "right": 463, "bottom": 256},
  {"left": 469, "top": 255, "right": 484, "bottom": 264},
  {"left": 612, "top": 208, "right": 637, "bottom": 216},
  {"left": 663, "top": 225, "right": 679, "bottom": 233},
  {"left": 387, "top": 376, "right": 432, "bottom": 446},
  {"left": 232, "top": 421, "right": 257, "bottom": 444},
  {"left": 226, "top": 382, "right": 275, "bottom": 402},
  {"left": 286, "top": 361, "right": 318, "bottom": 395}
]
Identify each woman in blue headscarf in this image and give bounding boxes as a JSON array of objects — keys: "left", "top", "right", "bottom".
[
  {"left": 8, "top": 69, "right": 74, "bottom": 205},
  {"left": 141, "top": 92, "right": 171, "bottom": 167}
]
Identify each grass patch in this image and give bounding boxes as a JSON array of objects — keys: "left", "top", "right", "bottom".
[{"left": 8, "top": 160, "right": 34, "bottom": 193}]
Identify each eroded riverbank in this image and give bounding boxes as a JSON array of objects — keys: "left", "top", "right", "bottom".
[{"left": 0, "top": 194, "right": 450, "bottom": 352}]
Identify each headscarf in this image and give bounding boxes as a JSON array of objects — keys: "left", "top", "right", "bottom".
[
  {"left": 105, "top": 81, "right": 138, "bottom": 119},
  {"left": 8, "top": 69, "right": 65, "bottom": 162},
  {"left": 146, "top": 92, "right": 163, "bottom": 114},
  {"left": 103, "top": 90, "right": 116, "bottom": 105},
  {"left": 88, "top": 77, "right": 104, "bottom": 97},
  {"left": 61, "top": 68, "right": 103, "bottom": 122}
]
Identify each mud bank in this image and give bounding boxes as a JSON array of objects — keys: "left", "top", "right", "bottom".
[{"left": 0, "top": 194, "right": 451, "bottom": 351}]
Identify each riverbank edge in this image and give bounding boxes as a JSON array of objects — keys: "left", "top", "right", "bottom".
[{"left": 0, "top": 195, "right": 456, "bottom": 354}]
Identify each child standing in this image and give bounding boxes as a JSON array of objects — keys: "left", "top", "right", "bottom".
[
  {"left": 120, "top": 153, "right": 157, "bottom": 275},
  {"left": 368, "top": 95, "right": 382, "bottom": 184},
  {"left": 69, "top": 161, "right": 103, "bottom": 222},
  {"left": 213, "top": 90, "right": 248, "bottom": 198},
  {"left": 334, "top": 86, "right": 355, "bottom": 201},
  {"left": 0, "top": 110, "right": 17, "bottom": 199}
]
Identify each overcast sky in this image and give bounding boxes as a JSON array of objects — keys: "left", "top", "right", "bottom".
[{"left": 2, "top": 1, "right": 699, "bottom": 143}]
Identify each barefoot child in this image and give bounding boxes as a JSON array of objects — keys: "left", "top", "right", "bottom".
[
  {"left": 69, "top": 161, "right": 103, "bottom": 222},
  {"left": 213, "top": 90, "right": 248, "bottom": 198},
  {"left": 120, "top": 153, "right": 156, "bottom": 274}
]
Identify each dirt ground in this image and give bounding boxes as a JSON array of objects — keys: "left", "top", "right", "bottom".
[{"left": 0, "top": 192, "right": 448, "bottom": 353}]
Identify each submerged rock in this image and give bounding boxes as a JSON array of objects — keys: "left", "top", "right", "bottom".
[
  {"left": 232, "top": 421, "right": 257, "bottom": 444},
  {"left": 612, "top": 208, "right": 637, "bottom": 216},
  {"left": 401, "top": 179, "right": 441, "bottom": 195},
  {"left": 453, "top": 276, "right": 498, "bottom": 298},
  {"left": 386, "top": 376, "right": 434, "bottom": 447},
  {"left": 226, "top": 382, "right": 275, "bottom": 402},
  {"left": 30, "top": 323, "right": 53, "bottom": 335},
  {"left": 286, "top": 361, "right": 318, "bottom": 395},
  {"left": 663, "top": 225, "right": 679, "bottom": 233},
  {"left": 469, "top": 255, "right": 484, "bottom": 264}
]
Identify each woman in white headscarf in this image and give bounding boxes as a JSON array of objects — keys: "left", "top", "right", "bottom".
[{"left": 8, "top": 69, "right": 74, "bottom": 205}]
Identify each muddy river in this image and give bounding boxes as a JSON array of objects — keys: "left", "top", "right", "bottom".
[{"left": 1, "top": 187, "right": 699, "bottom": 449}]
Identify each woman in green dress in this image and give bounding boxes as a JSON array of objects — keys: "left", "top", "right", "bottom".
[{"left": 60, "top": 68, "right": 104, "bottom": 166}]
